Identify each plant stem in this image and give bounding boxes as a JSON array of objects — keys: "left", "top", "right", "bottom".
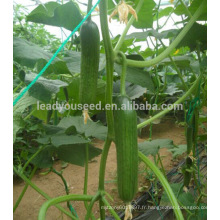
[
  {"left": 23, "top": 108, "right": 36, "bottom": 121},
  {"left": 13, "top": 82, "right": 23, "bottom": 93},
  {"left": 125, "top": 0, "right": 206, "bottom": 68},
  {"left": 116, "top": 51, "right": 127, "bottom": 95},
  {"left": 99, "top": 0, "right": 115, "bottom": 138},
  {"left": 137, "top": 72, "right": 202, "bottom": 129},
  {"left": 83, "top": 144, "right": 96, "bottom": 220},
  {"left": 87, "top": 0, "right": 93, "bottom": 21},
  {"left": 13, "top": 166, "right": 37, "bottom": 212},
  {"left": 101, "top": 197, "right": 121, "bottom": 220},
  {"left": 114, "top": 0, "right": 145, "bottom": 51},
  {"left": 38, "top": 194, "right": 93, "bottom": 220},
  {"left": 139, "top": 151, "right": 184, "bottom": 220},
  {"left": 13, "top": 166, "right": 76, "bottom": 219},
  {"left": 179, "top": 0, "right": 192, "bottom": 18},
  {"left": 157, "top": 153, "right": 167, "bottom": 178},
  {"left": 52, "top": 168, "right": 78, "bottom": 217},
  {"left": 22, "top": 146, "right": 43, "bottom": 173}
]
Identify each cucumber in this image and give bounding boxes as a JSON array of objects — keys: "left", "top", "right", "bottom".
[
  {"left": 79, "top": 20, "right": 100, "bottom": 106},
  {"left": 114, "top": 95, "right": 138, "bottom": 203}
]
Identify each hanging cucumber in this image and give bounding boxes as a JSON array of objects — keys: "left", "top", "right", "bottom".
[
  {"left": 114, "top": 95, "right": 138, "bottom": 203},
  {"left": 79, "top": 19, "right": 100, "bottom": 106}
]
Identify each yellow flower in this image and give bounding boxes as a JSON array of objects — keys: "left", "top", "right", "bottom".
[
  {"left": 82, "top": 109, "right": 92, "bottom": 125},
  {"left": 109, "top": 0, "right": 138, "bottom": 24},
  {"left": 170, "top": 0, "right": 174, "bottom": 3},
  {"left": 174, "top": 49, "right": 180, "bottom": 55}
]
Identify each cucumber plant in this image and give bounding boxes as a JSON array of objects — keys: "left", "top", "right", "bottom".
[{"left": 13, "top": 0, "right": 207, "bottom": 219}]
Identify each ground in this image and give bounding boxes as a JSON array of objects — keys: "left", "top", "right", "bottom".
[{"left": 13, "top": 118, "right": 186, "bottom": 220}]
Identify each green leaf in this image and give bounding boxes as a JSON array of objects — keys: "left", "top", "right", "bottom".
[
  {"left": 24, "top": 72, "right": 68, "bottom": 102},
  {"left": 125, "top": 29, "right": 179, "bottom": 41},
  {"left": 26, "top": 1, "right": 83, "bottom": 31},
  {"left": 113, "top": 81, "right": 146, "bottom": 100},
  {"left": 154, "top": 7, "right": 173, "bottom": 20},
  {"left": 13, "top": 37, "right": 71, "bottom": 74},
  {"left": 51, "top": 134, "right": 89, "bottom": 147},
  {"left": 114, "top": 64, "right": 155, "bottom": 92},
  {"left": 57, "top": 144, "right": 102, "bottom": 166},
  {"left": 132, "top": 0, "right": 156, "bottom": 29},
  {"left": 63, "top": 51, "right": 106, "bottom": 74},
  {"left": 138, "top": 139, "right": 174, "bottom": 156},
  {"left": 174, "top": 0, "right": 207, "bottom": 21},
  {"left": 160, "top": 183, "right": 195, "bottom": 207},
  {"left": 58, "top": 116, "right": 107, "bottom": 140},
  {"left": 163, "top": 84, "right": 182, "bottom": 96},
  {"left": 31, "top": 146, "right": 54, "bottom": 168},
  {"left": 169, "top": 144, "right": 187, "bottom": 158},
  {"left": 177, "top": 23, "right": 207, "bottom": 51},
  {"left": 13, "top": 93, "right": 37, "bottom": 142}
]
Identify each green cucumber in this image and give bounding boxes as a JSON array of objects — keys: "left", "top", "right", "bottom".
[
  {"left": 79, "top": 20, "right": 100, "bottom": 106},
  {"left": 114, "top": 95, "right": 138, "bottom": 203}
]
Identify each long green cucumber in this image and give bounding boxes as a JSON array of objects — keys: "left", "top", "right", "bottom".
[
  {"left": 114, "top": 95, "right": 138, "bottom": 203},
  {"left": 79, "top": 19, "right": 100, "bottom": 106}
]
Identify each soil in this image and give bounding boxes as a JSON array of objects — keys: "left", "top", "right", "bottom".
[{"left": 13, "top": 118, "right": 187, "bottom": 220}]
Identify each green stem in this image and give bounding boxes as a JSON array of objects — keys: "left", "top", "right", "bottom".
[
  {"left": 23, "top": 108, "right": 36, "bottom": 121},
  {"left": 13, "top": 82, "right": 23, "bottom": 93},
  {"left": 179, "top": 0, "right": 193, "bottom": 18},
  {"left": 139, "top": 151, "right": 184, "bottom": 220},
  {"left": 101, "top": 197, "right": 121, "bottom": 220},
  {"left": 137, "top": 73, "right": 202, "bottom": 129},
  {"left": 38, "top": 194, "right": 93, "bottom": 220},
  {"left": 83, "top": 144, "right": 96, "bottom": 220},
  {"left": 99, "top": 0, "right": 115, "bottom": 138},
  {"left": 22, "top": 146, "right": 43, "bottom": 173},
  {"left": 159, "top": 39, "right": 190, "bottom": 93},
  {"left": 13, "top": 166, "right": 76, "bottom": 220},
  {"left": 125, "top": 0, "right": 205, "bottom": 68},
  {"left": 157, "top": 153, "right": 167, "bottom": 178},
  {"left": 85, "top": 192, "right": 101, "bottom": 220},
  {"left": 13, "top": 166, "right": 38, "bottom": 212},
  {"left": 116, "top": 51, "right": 127, "bottom": 95},
  {"left": 87, "top": 0, "right": 93, "bottom": 21},
  {"left": 114, "top": 0, "right": 145, "bottom": 51}
]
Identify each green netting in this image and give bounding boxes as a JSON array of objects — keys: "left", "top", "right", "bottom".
[{"left": 13, "top": 0, "right": 101, "bottom": 107}]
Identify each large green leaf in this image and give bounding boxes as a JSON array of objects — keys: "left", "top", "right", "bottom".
[
  {"left": 56, "top": 144, "right": 102, "bottom": 166},
  {"left": 114, "top": 63, "right": 155, "bottom": 92},
  {"left": 13, "top": 93, "right": 37, "bottom": 142},
  {"left": 51, "top": 134, "right": 89, "bottom": 147},
  {"left": 174, "top": 0, "right": 207, "bottom": 21},
  {"left": 31, "top": 146, "right": 54, "bottom": 168},
  {"left": 176, "top": 23, "right": 207, "bottom": 51},
  {"left": 24, "top": 72, "right": 68, "bottom": 102},
  {"left": 63, "top": 51, "right": 106, "bottom": 74},
  {"left": 26, "top": 1, "right": 83, "bottom": 31},
  {"left": 138, "top": 139, "right": 174, "bottom": 156},
  {"left": 154, "top": 6, "right": 173, "bottom": 20},
  {"left": 113, "top": 80, "right": 146, "bottom": 100},
  {"left": 160, "top": 183, "right": 195, "bottom": 207},
  {"left": 58, "top": 116, "right": 107, "bottom": 140},
  {"left": 132, "top": 0, "right": 156, "bottom": 29},
  {"left": 13, "top": 37, "right": 71, "bottom": 74},
  {"left": 169, "top": 144, "right": 187, "bottom": 158}
]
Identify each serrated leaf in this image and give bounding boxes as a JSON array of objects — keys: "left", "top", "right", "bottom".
[
  {"left": 160, "top": 183, "right": 196, "bottom": 207},
  {"left": 58, "top": 116, "right": 107, "bottom": 140},
  {"left": 51, "top": 134, "right": 89, "bottom": 147},
  {"left": 26, "top": 1, "right": 83, "bottom": 31},
  {"left": 13, "top": 37, "right": 71, "bottom": 74},
  {"left": 24, "top": 72, "right": 68, "bottom": 102},
  {"left": 57, "top": 144, "right": 102, "bottom": 166},
  {"left": 114, "top": 64, "right": 155, "bottom": 92},
  {"left": 169, "top": 144, "right": 187, "bottom": 158},
  {"left": 132, "top": 0, "right": 156, "bottom": 29},
  {"left": 138, "top": 139, "right": 174, "bottom": 156}
]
